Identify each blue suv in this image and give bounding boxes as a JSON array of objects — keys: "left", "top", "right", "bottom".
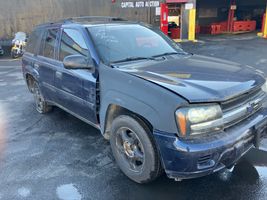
[{"left": 22, "top": 17, "right": 267, "bottom": 183}]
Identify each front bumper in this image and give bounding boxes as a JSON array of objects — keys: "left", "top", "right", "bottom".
[{"left": 154, "top": 107, "right": 267, "bottom": 180}]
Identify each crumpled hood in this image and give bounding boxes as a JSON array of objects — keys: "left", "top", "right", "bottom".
[{"left": 115, "top": 54, "right": 265, "bottom": 103}]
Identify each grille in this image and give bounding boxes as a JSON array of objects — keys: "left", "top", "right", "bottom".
[{"left": 221, "top": 88, "right": 266, "bottom": 129}]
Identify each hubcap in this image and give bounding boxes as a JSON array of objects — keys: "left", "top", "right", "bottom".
[
  {"left": 115, "top": 127, "right": 145, "bottom": 172},
  {"left": 123, "top": 141, "right": 135, "bottom": 158}
]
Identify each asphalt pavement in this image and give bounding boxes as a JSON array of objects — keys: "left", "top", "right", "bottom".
[{"left": 0, "top": 33, "right": 267, "bottom": 200}]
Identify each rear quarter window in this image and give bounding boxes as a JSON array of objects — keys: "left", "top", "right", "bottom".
[{"left": 26, "top": 29, "right": 43, "bottom": 54}]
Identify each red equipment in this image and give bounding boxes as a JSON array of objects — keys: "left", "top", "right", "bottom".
[
  {"left": 233, "top": 21, "right": 256, "bottom": 32},
  {"left": 170, "top": 28, "right": 180, "bottom": 39},
  {"left": 200, "top": 25, "right": 222, "bottom": 35},
  {"left": 227, "top": 0, "right": 236, "bottom": 32},
  {"left": 160, "top": 3, "right": 169, "bottom": 35}
]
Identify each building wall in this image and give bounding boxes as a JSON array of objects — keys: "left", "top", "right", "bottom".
[
  {"left": 196, "top": 0, "right": 229, "bottom": 26},
  {"left": 0, "top": 0, "right": 159, "bottom": 39},
  {"left": 1, "top": 0, "right": 265, "bottom": 39}
]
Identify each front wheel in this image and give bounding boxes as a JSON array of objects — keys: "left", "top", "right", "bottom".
[
  {"left": 33, "top": 81, "right": 52, "bottom": 114},
  {"left": 110, "top": 115, "right": 162, "bottom": 183}
]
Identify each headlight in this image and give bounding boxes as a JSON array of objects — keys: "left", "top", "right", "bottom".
[
  {"left": 175, "top": 104, "right": 223, "bottom": 137},
  {"left": 261, "top": 81, "right": 267, "bottom": 93}
]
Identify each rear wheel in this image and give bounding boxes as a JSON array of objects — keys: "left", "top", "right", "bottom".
[
  {"left": 110, "top": 115, "right": 162, "bottom": 183},
  {"left": 33, "top": 81, "right": 52, "bottom": 114},
  {"left": 11, "top": 51, "right": 17, "bottom": 59}
]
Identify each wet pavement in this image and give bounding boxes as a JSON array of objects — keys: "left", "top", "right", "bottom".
[{"left": 0, "top": 33, "right": 267, "bottom": 200}]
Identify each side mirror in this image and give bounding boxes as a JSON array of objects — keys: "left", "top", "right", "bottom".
[{"left": 63, "top": 55, "right": 94, "bottom": 70}]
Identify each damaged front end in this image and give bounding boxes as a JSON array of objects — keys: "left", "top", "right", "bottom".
[{"left": 154, "top": 88, "right": 267, "bottom": 181}]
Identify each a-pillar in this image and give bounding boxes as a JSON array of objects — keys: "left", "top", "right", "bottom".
[{"left": 181, "top": 0, "right": 196, "bottom": 41}]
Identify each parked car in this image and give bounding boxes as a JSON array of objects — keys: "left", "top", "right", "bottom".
[
  {"left": 22, "top": 17, "right": 267, "bottom": 184},
  {"left": 0, "top": 45, "right": 4, "bottom": 56}
]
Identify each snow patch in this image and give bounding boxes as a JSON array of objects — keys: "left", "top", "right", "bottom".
[{"left": 56, "top": 184, "right": 82, "bottom": 200}]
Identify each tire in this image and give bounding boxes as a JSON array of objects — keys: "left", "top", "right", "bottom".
[
  {"left": 110, "top": 115, "right": 162, "bottom": 184},
  {"left": 11, "top": 51, "right": 18, "bottom": 59},
  {"left": 33, "top": 81, "right": 52, "bottom": 114},
  {"left": 11, "top": 52, "right": 15, "bottom": 59}
]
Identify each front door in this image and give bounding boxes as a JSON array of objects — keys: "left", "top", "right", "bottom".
[{"left": 55, "top": 28, "right": 97, "bottom": 124}]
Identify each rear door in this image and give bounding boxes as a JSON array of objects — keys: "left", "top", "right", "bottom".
[
  {"left": 22, "top": 28, "right": 43, "bottom": 84},
  {"left": 35, "top": 28, "right": 60, "bottom": 102},
  {"left": 54, "top": 28, "right": 98, "bottom": 124}
]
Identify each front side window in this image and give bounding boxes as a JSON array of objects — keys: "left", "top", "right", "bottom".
[
  {"left": 59, "top": 29, "right": 89, "bottom": 61},
  {"left": 88, "top": 24, "right": 187, "bottom": 64},
  {"left": 42, "top": 29, "right": 59, "bottom": 59}
]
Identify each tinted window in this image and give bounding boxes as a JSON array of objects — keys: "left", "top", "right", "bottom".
[
  {"left": 59, "top": 29, "right": 89, "bottom": 61},
  {"left": 42, "top": 29, "right": 58, "bottom": 59},
  {"left": 26, "top": 29, "right": 43, "bottom": 54}
]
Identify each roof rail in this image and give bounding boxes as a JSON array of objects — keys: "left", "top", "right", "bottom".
[
  {"left": 35, "top": 16, "right": 127, "bottom": 28},
  {"left": 64, "top": 16, "right": 126, "bottom": 23}
]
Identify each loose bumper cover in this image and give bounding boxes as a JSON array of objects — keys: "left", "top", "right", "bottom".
[{"left": 154, "top": 107, "right": 267, "bottom": 180}]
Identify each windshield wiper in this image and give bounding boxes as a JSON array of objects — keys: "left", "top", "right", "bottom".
[
  {"left": 111, "top": 56, "right": 156, "bottom": 64},
  {"left": 152, "top": 52, "right": 184, "bottom": 58}
]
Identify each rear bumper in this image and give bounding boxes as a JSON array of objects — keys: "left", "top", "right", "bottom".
[{"left": 154, "top": 107, "right": 267, "bottom": 180}]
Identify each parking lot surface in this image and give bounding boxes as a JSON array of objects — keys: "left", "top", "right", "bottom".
[{"left": 0, "top": 33, "right": 267, "bottom": 200}]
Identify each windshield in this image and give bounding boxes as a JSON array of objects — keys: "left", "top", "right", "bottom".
[{"left": 87, "top": 24, "right": 187, "bottom": 64}]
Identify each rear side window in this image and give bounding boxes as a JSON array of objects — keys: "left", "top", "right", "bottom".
[
  {"left": 41, "top": 29, "right": 59, "bottom": 59},
  {"left": 26, "top": 29, "right": 43, "bottom": 54},
  {"left": 59, "top": 29, "right": 89, "bottom": 61}
]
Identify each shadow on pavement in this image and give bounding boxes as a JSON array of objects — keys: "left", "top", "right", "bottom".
[{"left": 123, "top": 149, "right": 267, "bottom": 200}]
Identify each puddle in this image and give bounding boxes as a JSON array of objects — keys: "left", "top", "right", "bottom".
[
  {"left": 56, "top": 184, "right": 82, "bottom": 200},
  {"left": 260, "top": 138, "right": 267, "bottom": 151},
  {"left": 255, "top": 166, "right": 267, "bottom": 179},
  {"left": 243, "top": 148, "right": 267, "bottom": 182},
  {"left": 17, "top": 187, "right": 30, "bottom": 197}
]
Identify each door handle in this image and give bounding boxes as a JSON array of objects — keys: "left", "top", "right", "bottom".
[{"left": 56, "top": 71, "right": 62, "bottom": 79}]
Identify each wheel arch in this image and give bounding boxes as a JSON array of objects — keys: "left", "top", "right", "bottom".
[
  {"left": 103, "top": 104, "right": 154, "bottom": 139},
  {"left": 25, "top": 73, "right": 37, "bottom": 93},
  {"left": 100, "top": 93, "right": 160, "bottom": 140}
]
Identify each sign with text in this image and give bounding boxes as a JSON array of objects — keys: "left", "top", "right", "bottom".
[
  {"left": 185, "top": 3, "right": 193, "bottom": 10},
  {"left": 121, "top": 1, "right": 160, "bottom": 8},
  {"left": 230, "top": 5, "right": 237, "bottom": 10}
]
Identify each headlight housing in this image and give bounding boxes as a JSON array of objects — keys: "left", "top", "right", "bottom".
[{"left": 175, "top": 104, "right": 223, "bottom": 137}]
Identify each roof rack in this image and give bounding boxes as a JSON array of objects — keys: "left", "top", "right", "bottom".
[
  {"left": 69, "top": 16, "right": 125, "bottom": 21},
  {"left": 62, "top": 16, "right": 126, "bottom": 24},
  {"left": 36, "top": 16, "right": 126, "bottom": 28}
]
